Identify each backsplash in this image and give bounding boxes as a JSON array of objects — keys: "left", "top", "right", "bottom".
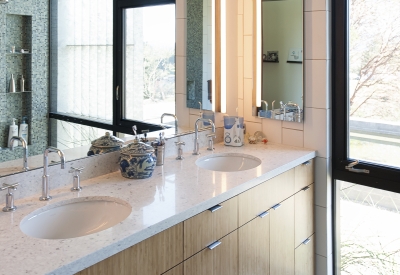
[{"left": 0, "top": 128, "right": 224, "bottom": 204}]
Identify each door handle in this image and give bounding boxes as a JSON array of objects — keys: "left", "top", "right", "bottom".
[
  {"left": 208, "top": 240, "right": 222, "bottom": 250},
  {"left": 208, "top": 204, "right": 223, "bottom": 212}
]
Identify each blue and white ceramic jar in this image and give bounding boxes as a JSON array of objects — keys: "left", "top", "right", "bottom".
[
  {"left": 119, "top": 139, "right": 156, "bottom": 179},
  {"left": 87, "top": 132, "right": 124, "bottom": 156}
]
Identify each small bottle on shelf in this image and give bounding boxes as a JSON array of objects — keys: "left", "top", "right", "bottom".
[
  {"left": 20, "top": 75, "right": 25, "bottom": 92},
  {"left": 9, "top": 74, "right": 15, "bottom": 93}
]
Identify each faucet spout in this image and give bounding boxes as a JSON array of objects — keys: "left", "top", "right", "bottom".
[
  {"left": 9, "top": 136, "right": 29, "bottom": 171},
  {"left": 161, "top": 113, "right": 178, "bottom": 135},
  {"left": 193, "top": 118, "right": 215, "bottom": 155},
  {"left": 40, "top": 147, "right": 66, "bottom": 201}
]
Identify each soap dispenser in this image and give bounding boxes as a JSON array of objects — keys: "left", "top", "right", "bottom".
[
  {"left": 18, "top": 117, "right": 28, "bottom": 146},
  {"left": 8, "top": 118, "right": 18, "bottom": 147}
]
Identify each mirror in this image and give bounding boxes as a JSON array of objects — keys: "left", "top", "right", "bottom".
[
  {"left": 186, "top": 0, "right": 214, "bottom": 111},
  {"left": 255, "top": 0, "right": 303, "bottom": 122},
  {"left": 0, "top": 0, "right": 210, "bottom": 177}
]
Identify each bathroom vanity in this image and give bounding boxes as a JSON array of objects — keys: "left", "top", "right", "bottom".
[{"left": 0, "top": 142, "right": 315, "bottom": 275}]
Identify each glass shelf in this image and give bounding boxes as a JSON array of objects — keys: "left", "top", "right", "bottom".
[
  {"left": 6, "top": 52, "right": 32, "bottom": 56},
  {"left": 7, "top": 91, "right": 32, "bottom": 94}
]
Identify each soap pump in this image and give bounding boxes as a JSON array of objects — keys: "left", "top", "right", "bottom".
[{"left": 8, "top": 118, "right": 18, "bottom": 147}]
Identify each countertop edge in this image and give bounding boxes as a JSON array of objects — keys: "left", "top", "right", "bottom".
[{"left": 56, "top": 150, "right": 317, "bottom": 275}]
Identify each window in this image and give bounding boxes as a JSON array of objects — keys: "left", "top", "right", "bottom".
[
  {"left": 333, "top": 0, "right": 400, "bottom": 273},
  {"left": 50, "top": 0, "right": 176, "bottom": 136}
]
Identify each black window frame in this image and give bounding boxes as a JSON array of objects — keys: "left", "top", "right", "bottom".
[
  {"left": 49, "top": 0, "right": 176, "bottom": 136},
  {"left": 332, "top": 0, "right": 400, "bottom": 194}
]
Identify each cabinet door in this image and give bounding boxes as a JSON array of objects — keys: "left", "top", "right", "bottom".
[
  {"left": 238, "top": 179, "right": 272, "bottom": 226},
  {"left": 184, "top": 230, "right": 238, "bottom": 275},
  {"left": 184, "top": 196, "right": 238, "bottom": 259},
  {"left": 270, "top": 196, "right": 295, "bottom": 275},
  {"left": 294, "top": 159, "right": 314, "bottom": 192},
  {"left": 295, "top": 234, "right": 315, "bottom": 275},
  {"left": 162, "top": 263, "right": 183, "bottom": 275},
  {"left": 266, "top": 169, "right": 295, "bottom": 210},
  {"left": 295, "top": 184, "right": 314, "bottom": 247},
  {"left": 238, "top": 212, "right": 270, "bottom": 275},
  {"left": 77, "top": 223, "right": 183, "bottom": 275}
]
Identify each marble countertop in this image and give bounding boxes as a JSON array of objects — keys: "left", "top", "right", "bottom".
[{"left": 0, "top": 142, "right": 316, "bottom": 275}]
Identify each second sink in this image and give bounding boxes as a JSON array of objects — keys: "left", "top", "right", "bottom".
[{"left": 196, "top": 153, "right": 261, "bottom": 172}]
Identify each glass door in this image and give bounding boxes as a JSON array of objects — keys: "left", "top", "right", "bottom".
[{"left": 333, "top": 0, "right": 400, "bottom": 273}]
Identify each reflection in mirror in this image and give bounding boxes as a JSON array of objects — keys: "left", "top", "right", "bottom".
[
  {"left": 123, "top": 4, "right": 176, "bottom": 125},
  {"left": 256, "top": 0, "right": 303, "bottom": 123},
  {"left": 186, "top": 0, "right": 213, "bottom": 111}
]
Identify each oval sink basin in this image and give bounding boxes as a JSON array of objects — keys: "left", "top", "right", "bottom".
[
  {"left": 196, "top": 153, "right": 261, "bottom": 172},
  {"left": 20, "top": 196, "right": 132, "bottom": 239}
]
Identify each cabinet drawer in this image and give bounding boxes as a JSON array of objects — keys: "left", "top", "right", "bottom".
[
  {"left": 295, "top": 159, "right": 314, "bottom": 192},
  {"left": 184, "top": 196, "right": 238, "bottom": 259},
  {"left": 295, "top": 234, "right": 315, "bottom": 275},
  {"left": 184, "top": 230, "right": 238, "bottom": 275},
  {"left": 295, "top": 183, "right": 314, "bottom": 247}
]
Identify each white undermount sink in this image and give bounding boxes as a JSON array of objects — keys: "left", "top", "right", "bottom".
[
  {"left": 20, "top": 196, "right": 132, "bottom": 240},
  {"left": 195, "top": 153, "right": 261, "bottom": 172}
]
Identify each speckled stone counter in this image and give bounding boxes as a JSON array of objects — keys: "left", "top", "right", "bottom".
[{"left": 0, "top": 142, "right": 316, "bottom": 275}]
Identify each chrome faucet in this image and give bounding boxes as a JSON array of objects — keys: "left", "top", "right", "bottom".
[
  {"left": 261, "top": 100, "right": 268, "bottom": 110},
  {"left": 161, "top": 113, "right": 178, "bottom": 135},
  {"left": 282, "top": 101, "right": 301, "bottom": 121},
  {"left": 193, "top": 118, "right": 215, "bottom": 155},
  {"left": 40, "top": 147, "right": 66, "bottom": 201},
  {"left": 9, "top": 136, "right": 28, "bottom": 171}
]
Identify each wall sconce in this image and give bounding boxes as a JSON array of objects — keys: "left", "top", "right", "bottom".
[
  {"left": 211, "top": 0, "right": 226, "bottom": 113},
  {"left": 255, "top": 0, "right": 262, "bottom": 108}
]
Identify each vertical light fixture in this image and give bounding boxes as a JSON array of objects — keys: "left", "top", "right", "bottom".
[
  {"left": 256, "top": 0, "right": 262, "bottom": 107},
  {"left": 220, "top": 0, "right": 227, "bottom": 113},
  {"left": 211, "top": 0, "right": 216, "bottom": 112}
]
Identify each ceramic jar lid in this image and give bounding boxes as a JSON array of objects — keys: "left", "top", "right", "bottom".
[
  {"left": 120, "top": 139, "right": 155, "bottom": 156},
  {"left": 91, "top": 132, "right": 124, "bottom": 148}
]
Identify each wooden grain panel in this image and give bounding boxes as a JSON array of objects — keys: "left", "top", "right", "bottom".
[
  {"left": 184, "top": 246, "right": 213, "bottom": 275},
  {"left": 214, "top": 230, "right": 239, "bottom": 275},
  {"left": 162, "top": 263, "right": 183, "bottom": 275},
  {"left": 214, "top": 196, "right": 238, "bottom": 240},
  {"left": 238, "top": 179, "right": 272, "bottom": 226},
  {"left": 266, "top": 168, "right": 295, "bottom": 209},
  {"left": 239, "top": 214, "right": 270, "bottom": 275},
  {"left": 294, "top": 159, "right": 314, "bottom": 192},
  {"left": 77, "top": 223, "right": 183, "bottom": 275},
  {"left": 295, "top": 184, "right": 314, "bottom": 247},
  {"left": 295, "top": 234, "right": 315, "bottom": 275},
  {"left": 184, "top": 208, "right": 213, "bottom": 259},
  {"left": 184, "top": 196, "right": 237, "bottom": 259},
  {"left": 270, "top": 196, "right": 295, "bottom": 275}
]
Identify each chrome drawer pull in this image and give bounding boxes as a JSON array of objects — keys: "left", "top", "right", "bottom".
[
  {"left": 272, "top": 203, "right": 281, "bottom": 210},
  {"left": 208, "top": 240, "right": 222, "bottom": 250},
  {"left": 302, "top": 186, "right": 310, "bottom": 191},
  {"left": 302, "top": 161, "right": 310, "bottom": 166},
  {"left": 258, "top": 211, "right": 269, "bottom": 218},
  {"left": 208, "top": 204, "right": 223, "bottom": 212},
  {"left": 302, "top": 238, "right": 311, "bottom": 245}
]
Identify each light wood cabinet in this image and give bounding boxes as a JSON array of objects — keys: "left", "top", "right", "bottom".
[
  {"left": 76, "top": 223, "right": 183, "bottom": 275},
  {"left": 270, "top": 196, "right": 295, "bottom": 275},
  {"left": 184, "top": 196, "right": 238, "bottom": 259},
  {"left": 295, "top": 234, "right": 315, "bottom": 275},
  {"left": 294, "top": 159, "right": 314, "bottom": 192},
  {"left": 238, "top": 212, "right": 270, "bottom": 275},
  {"left": 184, "top": 230, "right": 238, "bottom": 275},
  {"left": 295, "top": 183, "right": 314, "bottom": 247},
  {"left": 76, "top": 160, "right": 314, "bottom": 275},
  {"left": 162, "top": 263, "right": 183, "bottom": 275}
]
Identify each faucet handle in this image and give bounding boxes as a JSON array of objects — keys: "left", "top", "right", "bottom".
[
  {"left": 69, "top": 167, "right": 84, "bottom": 175},
  {"left": 175, "top": 141, "right": 185, "bottom": 160},
  {"left": 207, "top": 134, "right": 216, "bottom": 151},
  {"left": 69, "top": 167, "right": 84, "bottom": 192},
  {"left": 1, "top": 183, "right": 19, "bottom": 212}
]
